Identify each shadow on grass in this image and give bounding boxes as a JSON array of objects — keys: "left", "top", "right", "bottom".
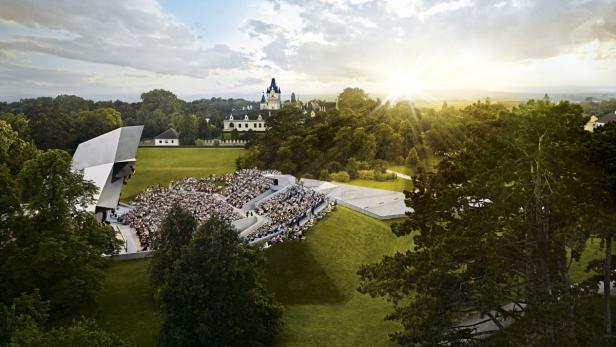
[{"left": 263, "top": 241, "right": 344, "bottom": 305}]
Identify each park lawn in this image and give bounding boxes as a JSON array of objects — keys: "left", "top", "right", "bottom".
[
  {"left": 85, "top": 259, "right": 160, "bottom": 347},
  {"left": 80, "top": 210, "right": 609, "bottom": 347},
  {"left": 388, "top": 152, "right": 441, "bottom": 178},
  {"left": 121, "top": 147, "right": 244, "bottom": 201},
  {"left": 86, "top": 207, "right": 412, "bottom": 347},
  {"left": 569, "top": 238, "right": 616, "bottom": 283},
  {"left": 347, "top": 178, "right": 410, "bottom": 192},
  {"left": 263, "top": 206, "right": 414, "bottom": 347}
]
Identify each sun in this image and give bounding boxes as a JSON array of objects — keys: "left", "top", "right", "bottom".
[{"left": 387, "top": 74, "right": 424, "bottom": 101}]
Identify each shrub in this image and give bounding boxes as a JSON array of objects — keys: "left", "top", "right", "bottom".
[
  {"left": 330, "top": 171, "right": 350, "bottom": 182},
  {"left": 406, "top": 147, "right": 420, "bottom": 166},
  {"left": 194, "top": 138, "right": 205, "bottom": 146},
  {"left": 358, "top": 161, "right": 371, "bottom": 170},
  {"left": 374, "top": 171, "right": 396, "bottom": 181},
  {"left": 326, "top": 161, "right": 342, "bottom": 173},
  {"left": 318, "top": 169, "right": 330, "bottom": 181},
  {"left": 345, "top": 158, "right": 359, "bottom": 179},
  {"left": 371, "top": 159, "right": 388, "bottom": 173},
  {"left": 357, "top": 170, "right": 375, "bottom": 180},
  {"left": 213, "top": 139, "right": 220, "bottom": 147}
]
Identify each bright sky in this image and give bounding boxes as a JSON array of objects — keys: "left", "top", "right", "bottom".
[{"left": 0, "top": 0, "right": 615, "bottom": 101}]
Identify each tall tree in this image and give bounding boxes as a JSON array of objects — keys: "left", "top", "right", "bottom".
[
  {"left": 0, "top": 147, "right": 122, "bottom": 314},
  {"left": 157, "top": 218, "right": 282, "bottom": 347},
  {"left": 589, "top": 122, "right": 616, "bottom": 335},
  {"left": 358, "top": 100, "right": 605, "bottom": 345},
  {"left": 149, "top": 205, "right": 197, "bottom": 292}
]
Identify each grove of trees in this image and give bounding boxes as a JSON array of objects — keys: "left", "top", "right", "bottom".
[
  {"left": 0, "top": 120, "right": 126, "bottom": 345},
  {"left": 357, "top": 98, "right": 616, "bottom": 346},
  {"left": 238, "top": 88, "right": 465, "bottom": 180},
  {"left": 0, "top": 90, "right": 255, "bottom": 151}
]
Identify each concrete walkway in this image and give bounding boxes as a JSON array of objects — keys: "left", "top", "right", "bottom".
[
  {"left": 386, "top": 169, "right": 412, "bottom": 181},
  {"left": 454, "top": 302, "right": 525, "bottom": 338}
]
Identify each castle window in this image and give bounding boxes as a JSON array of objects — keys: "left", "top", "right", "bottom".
[
  {"left": 238, "top": 123, "right": 242, "bottom": 128},
  {"left": 245, "top": 123, "right": 248, "bottom": 128},
  {"left": 253, "top": 123, "right": 257, "bottom": 128},
  {"left": 229, "top": 122, "right": 234, "bottom": 128}
]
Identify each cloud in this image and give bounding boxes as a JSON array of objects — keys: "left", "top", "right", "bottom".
[
  {"left": 242, "top": 19, "right": 287, "bottom": 39},
  {"left": 0, "top": 0, "right": 248, "bottom": 78},
  {"left": 247, "top": 0, "right": 616, "bottom": 83}
]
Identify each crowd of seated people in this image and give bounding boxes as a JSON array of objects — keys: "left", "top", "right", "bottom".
[
  {"left": 117, "top": 170, "right": 332, "bottom": 251},
  {"left": 246, "top": 184, "right": 330, "bottom": 243},
  {"left": 221, "top": 169, "right": 280, "bottom": 208},
  {"left": 119, "top": 177, "right": 242, "bottom": 250}
]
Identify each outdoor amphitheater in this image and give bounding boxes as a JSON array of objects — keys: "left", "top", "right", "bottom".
[{"left": 109, "top": 168, "right": 411, "bottom": 255}]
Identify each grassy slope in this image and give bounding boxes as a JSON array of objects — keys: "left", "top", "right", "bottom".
[
  {"left": 121, "top": 147, "right": 244, "bottom": 201},
  {"left": 88, "top": 259, "right": 160, "bottom": 347},
  {"left": 263, "top": 207, "right": 413, "bottom": 347},
  {"left": 88, "top": 207, "right": 411, "bottom": 347}
]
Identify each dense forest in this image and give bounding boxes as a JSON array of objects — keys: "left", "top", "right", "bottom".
[{"left": 0, "top": 90, "right": 257, "bottom": 151}]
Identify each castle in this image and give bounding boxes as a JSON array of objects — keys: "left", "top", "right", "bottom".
[
  {"left": 223, "top": 78, "right": 282, "bottom": 133},
  {"left": 260, "top": 78, "right": 282, "bottom": 110},
  {"left": 222, "top": 78, "right": 335, "bottom": 133}
]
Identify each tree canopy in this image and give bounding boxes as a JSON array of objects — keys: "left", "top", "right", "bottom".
[
  {"left": 358, "top": 99, "right": 609, "bottom": 345},
  {"left": 155, "top": 214, "right": 282, "bottom": 347},
  {"left": 0, "top": 121, "right": 122, "bottom": 315}
]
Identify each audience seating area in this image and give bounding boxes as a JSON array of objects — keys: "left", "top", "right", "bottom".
[{"left": 116, "top": 169, "right": 331, "bottom": 251}]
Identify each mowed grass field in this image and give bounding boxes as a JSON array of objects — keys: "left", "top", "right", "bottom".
[
  {"left": 121, "top": 147, "right": 244, "bottom": 201},
  {"left": 81, "top": 259, "right": 161, "bottom": 347},
  {"left": 89, "top": 207, "right": 413, "bottom": 346},
  {"left": 263, "top": 207, "right": 412, "bottom": 346}
]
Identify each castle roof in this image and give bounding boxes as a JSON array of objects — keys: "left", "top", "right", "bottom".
[
  {"left": 228, "top": 109, "right": 277, "bottom": 121},
  {"left": 267, "top": 78, "right": 281, "bottom": 94},
  {"left": 597, "top": 114, "right": 616, "bottom": 124},
  {"left": 260, "top": 93, "right": 266, "bottom": 103}
]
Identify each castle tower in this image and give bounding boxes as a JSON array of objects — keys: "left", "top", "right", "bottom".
[
  {"left": 260, "top": 78, "right": 281, "bottom": 110},
  {"left": 259, "top": 92, "right": 266, "bottom": 110}
]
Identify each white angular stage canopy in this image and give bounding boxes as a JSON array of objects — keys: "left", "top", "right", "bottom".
[{"left": 72, "top": 126, "right": 143, "bottom": 212}]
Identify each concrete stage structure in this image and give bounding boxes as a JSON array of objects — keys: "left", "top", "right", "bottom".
[
  {"left": 301, "top": 178, "right": 412, "bottom": 220},
  {"left": 71, "top": 126, "right": 143, "bottom": 220}
]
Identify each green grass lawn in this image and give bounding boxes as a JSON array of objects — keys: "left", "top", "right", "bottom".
[
  {"left": 121, "top": 147, "right": 244, "bottom": 201},
  {"left": 569, "top": 238, "right": 615, "bottom": 283},
  {"left": 84, "top": 259, "right": 160, "bottom": 347},
  {"left": 388, "top": 152, "right": 441, "bottom": 178},
  {"left": 81, "top": 209, "right": 610, "bottom": 347},
  {"left": 86, "top": 207, "right": 412, "bottom": 346},
  {"left": 263, "top": 206, "right": 414, "bottom": 346}
]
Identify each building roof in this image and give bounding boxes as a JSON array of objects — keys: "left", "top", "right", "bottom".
[
  {"left": 228, "top": 109, "right": 277, "bottom": 120},
  {"left": 267, "top": 78, "right": 281, "bottom": 94},
  {"left": 154, "top": 128, "right": 179, "bottom": 139},
  {"left": 260, "top": 93, "right": 266, "bottom": 103},
  {"left": 597, "top": 114, "right": 616, "bottom": 124}
]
